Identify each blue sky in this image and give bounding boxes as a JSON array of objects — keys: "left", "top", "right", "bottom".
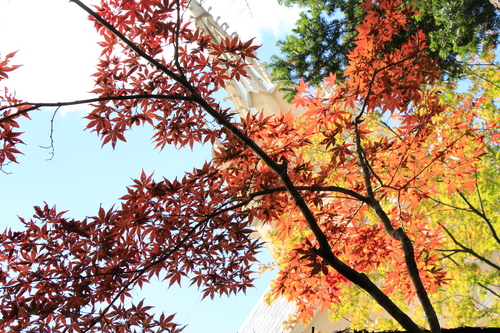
[{"left": 0, "top": 0, "right": 300, "bottom": 332}]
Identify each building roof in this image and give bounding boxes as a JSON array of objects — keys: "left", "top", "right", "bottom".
[{"left": 238, "top": 289, "right": 297, "bottom": 333}]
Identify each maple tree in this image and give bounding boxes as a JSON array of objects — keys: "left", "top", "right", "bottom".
[
  {"left": 416, "top": 49, "right": 500, "bottom": 327},
  {"left": 266, "top": 47, "right": 500, "bottom": 330},
  {"left": 0, "top": 0, "right": 493, "bottom": 332},
  {"left": 270, "top": 0, "right": 500, "bottom": 100}
]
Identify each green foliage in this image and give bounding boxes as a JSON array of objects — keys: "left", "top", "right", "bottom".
[
  {"left": 421, "top": 51, "right": 500, "bottom": 326},
  {"left": 270, "top": 0, "right": 500, "bottom": 100},
  {"left": 422, "top": 151, "right": 500, "bottom": 326},
  {"left": 265, "top": 47, "right": 500, "bottom": 329}
]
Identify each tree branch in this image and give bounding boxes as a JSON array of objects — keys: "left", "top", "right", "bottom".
[
  {"left": 276, "top": 162, "right": 424, "bottom": 333},
  {"left": 81, "top": 196, "right": 258, "bottom": 332},
  {"left": 398, "top": 133, "right": 466, "bottom": 191},
  {"left": 478, "top": 282, "right": 500, "bottom": 300},
  {"left": 353, "top": 62, "right": 441, "bottom": 333},
  {"left": 69, "top": 0, "right": 190, "bottom": 88},
  {"left": 233, "top": 185, "right": 370, "bottom": 204},
  {"left": 426, "top": 196, "right": 471, "bottom": 212},
  {"left": 63, "top": 2, "right": 430, "bottom": 332},
  {"left": 39, "top": 107, "right": 59, "bottom": 160},
  {"left": 441, "top": 224, "right": 500, "bottom": 271},
  {"left": 0, "top": 94, "right": 196, "bottom": 124},
  {"left": 457, "top": 190, "right": 500, "bottom": 246}
]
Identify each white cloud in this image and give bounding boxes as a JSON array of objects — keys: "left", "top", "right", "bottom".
[
  {"left": 0, "top": 0, "right": 299, "bottom": 106},
  {"left": 0, "top": 0, "right": 101, "bottom": 103},
  {"left": 201, "top": 0, "right": 300, "bottom": 42}
]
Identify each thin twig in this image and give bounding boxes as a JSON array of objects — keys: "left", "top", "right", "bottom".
[
  {"left": 39, "top": 106, "right": 60, "bottom": 160},
  {"left": 478, "top": 282, "right": 500, "bottom": 300},
  {"left": 440, "top": 224, "right": 500, "bottom": 271},
  {"left": 457, "top": 191, "right": 500, "bottom": 245}
]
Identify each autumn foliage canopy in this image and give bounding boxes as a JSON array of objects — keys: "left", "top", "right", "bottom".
[{"left": 0, "top": 0, "right": 495, "bottom": 332}]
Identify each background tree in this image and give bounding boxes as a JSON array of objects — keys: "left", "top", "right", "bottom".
[
  {"left": 421, "top": 49, "right": 500, "bottom": 327},
  {"left": 0, "top": 0, "right": 492, "bottom": 332},
  {"left": 270, "top": 0, "right": 500, "bottom": 99},
  {"left": 264, "top": 41, "right": 500, "bottom": 332}
]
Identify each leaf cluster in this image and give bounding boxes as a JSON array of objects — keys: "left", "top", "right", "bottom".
[
  {"left": 270, "top": 0, "right": 500, "bottom": 100},
  {"left": 0, "top": 0, "right": 495, "bottom": 332}
]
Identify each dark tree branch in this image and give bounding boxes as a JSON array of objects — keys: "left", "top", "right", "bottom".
[
  {"left": 0, "top": 94, "right": 196, "bottom": 124},
  {"left": 274, "top": 161, "right": 424, "bottom": 333},
  {"left": 432, "top": 176, "right": 500, "bottom": 272},
  {"left": 379, "top": 120, "right": 403, "bottom": 141},
  {"left": 478, "top": 282, "right": 500, "bottom": 300},
  {"left": 353, "top": 56, "right": 441, "bottom": 333},
  {"left": 474, "top": 173, "right": 486, "bottom": 215},
  {"left": 457, "top": 191, "right": 500, "bottom": 246},
  {"left": 462, "top": 60, "right": 500, "bottom": 70},
  {"left": 426, "top": 196, "right": 471, "bottom": 212},
  {"left": 60, "top": 2, "right": 434, "bottom": 333},
  {"left": 441, "top": 224, "right": 500, "bottom": 271},
  {"left": 468, "top": 72, "right": 500, "bottom": 90},
  {"left": 400, "top": 133, "right": 467, "bottom": 191},
  {"left": 82, "top": 196, "right": 258, "bottom": 332},
  {"left": 233, "top": 185, "right": 370, "bottom": 204},
  {"left": 1, "top": 196, "right": 253, "bottom": 291},
  {"left": 174, "top": 0, "right": 187, "bottom": 80},
  {"left": 69, "top": 0, "right": 190, "bottom": 88},
  {"left": 355, "top": 50, "right": 422, "bottom": 121}
]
